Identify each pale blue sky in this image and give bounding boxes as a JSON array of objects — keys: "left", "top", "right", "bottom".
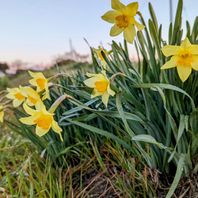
[{"left": 0, "top": 0, "right": 197, "bottom": 63}]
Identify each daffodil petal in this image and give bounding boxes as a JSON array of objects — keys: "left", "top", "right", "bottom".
[
  {"left": 134, "top": 20, "right": 144, "bottom": 31},
  {"left": 25, "top": 100, "right": 33, "bottom": 106},
  {"left": 181, "top": 38, "right": 191, "bottom": 48},
  {"left": 84, "top": 77, "right": 97, "bottom": 88},
  {"left": 101, "top": 70, "right": 107, "bottom": 76},
  {"left": 192, "top": 56, "right": 198, "bottom": 71},
  {"left": 20, "top": 116, "right": 35, "bottom": 125},
  {"left": 22, "top": 87, "right": 41, "bottom": 106},
  {"left": 107, "top": 85, "right": 115, "bottom": 96},
  {"left": 102, "top": 92, "right": 110, "bottom": 107},
  {"left": 6, "top": 88, "right": 20, "bottom": 99},
  {"left": 29, "top": 71, "right": 45, "bottom": 79},
  {"left": 29, "top": 79, "right": 37, "bottom": 86},
  {"left": 23, "top": 103, "right": 36, "bottom": 115},
  {"left": 13, "top": 99, "right": 23, "bottom": 107},
  {"left": 177, "top": 66, "right": 192, "bottom": 82},
  {"left": 6, "top": 93, "right": 14, "bottom": 99},
  {"left": 123, "top": 25, "right": 136, "bottom": 43},
  {"left": 87, "top": 73, "right": 105, "bottom": 78},
  {"left": 6, "top": 88, "right": 16, "bottom": 93},
  {"left": 111, "top": 0, "right": 125, "bottom": 10},
  {"left": 110, "top": 25, "right": 123, "bottom": 36},
  {"left": 190, "top": 45, "right": 198, "bottom": 55},
  {"left": 34, "top": 102, "right": 46, "bottom": 112},
  {"left": 7, "top": 88, "right": 11, "bottom": 92},
  {"left": 86, "top": 72, "right": 97, "bottom": 77},
  {"left": 91, "top": 90, "right": 102, "bottom": 98},
  {"left": 101, "top": 10, "right": 118, "bottom": 23},
  {"left": 28, "top": 71, "right": 36, "bottom": 78},
  {"left": 52, "top": 120, "right": 62, "bottom": 133},
  {"left": 42, "top": 90, "right": 50, "bottom": 100},
  {"left": 35, "top": 126, "right": 49, "bottom": 137},
  {"left": 20, "top": 87, "right": 28, "bottom": 96},
  {"left": 161, "top": 45, "right": 181, "bottom": 57},
  {"left": 127, "top": 2, "right": 138, "bottom": 15},
  {"left": 161, "top": 56, "right": 177, "bottom": 69}
]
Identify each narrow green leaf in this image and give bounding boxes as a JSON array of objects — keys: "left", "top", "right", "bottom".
[
  {"left": 67, "top": 119, "right": 130, "bottom": 149},
  {"left": 148, "top": 2, "right": 158, "bottom": 30},
  {"left": 166, "top": 154, "right": 185, "bottom": 198},
  {"left": 172, "top": 0, "right": 183, "bottom": 44},
  {"left": 132, "top": 134, "right": 169, "bottom": 150},
  {"left": 133, "top": 83, "right": 195, "bottom": 110}
]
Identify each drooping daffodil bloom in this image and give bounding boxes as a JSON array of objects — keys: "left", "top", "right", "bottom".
[
  {"left": 28, "top": 71, "right": 50, "bottom": 100},
  {"left": 84, "top": 71, "right": 115, "bottom": 107},
  {"left": 0, "top": 105, "right": 4, "bottom": 123},
  {"left": 102, "top": 0, "right": 144, "bottom": 43},
  {"left": 20, "top": 103, "right": 63, "bottom": 141},
  {"left": 6, "top": 87, "right": 26, "bottom": 107},
  {"left": 161, "top": 38, "right": 198, "bottom": 82},
  {"left": 21, "top": 86, "right": 42, "bottom": 107},
  {"left": 93, "top": 47, "right": 110, "bottom": 69}
]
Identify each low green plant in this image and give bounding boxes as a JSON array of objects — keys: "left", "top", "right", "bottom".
[{"left": 0, "top": 128, "right": 155, "bottom": 197}]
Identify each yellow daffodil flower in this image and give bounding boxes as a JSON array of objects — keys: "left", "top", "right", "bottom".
[
  {"left": 93, "top": 47, "right": 109, "bottom": 69},
  {"left": 21, "top": 86, "right": 42, "bottom": 107},
  {"left": 161, "top": 38, "right": 198, "bottom": 82},
  {"left": 84, "top": 71, "right": 115, "bottom": 107},
  {"left": 28, "top": 71, "right": 50, "bottom": 100},
  {"left": 20, "top": 103, "right": 63, "bottom": 141},
  {"left": 6, "top": 87, "right": 26, "bottom": 107},
  {"left": 0, "top": 105, "right": 4, "bottom": 123},
  {"left": 102, "top": 0, "right": 144, "bottom": 43}
]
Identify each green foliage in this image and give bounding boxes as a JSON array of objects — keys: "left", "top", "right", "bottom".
[{"left": 6, "top": 0, "right": 198, "bottom": 196}]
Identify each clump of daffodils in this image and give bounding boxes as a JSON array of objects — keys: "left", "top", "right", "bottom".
[
  {"left": 2, "top": 0, "right": 198, "bottom": 150},
  {"left": 102, "top": 0, "right": 144, "bottom": 43},
  {"left": 5, "top": 71, "right": 63, "bottom": 141}
]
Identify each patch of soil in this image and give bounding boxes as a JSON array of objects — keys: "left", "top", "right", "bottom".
[
  {"left": 74, "top": 165, "right": 122, "bottom": 198},
  {"left": 148, "top": 167, "right": 198, "bottom": 198}
]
